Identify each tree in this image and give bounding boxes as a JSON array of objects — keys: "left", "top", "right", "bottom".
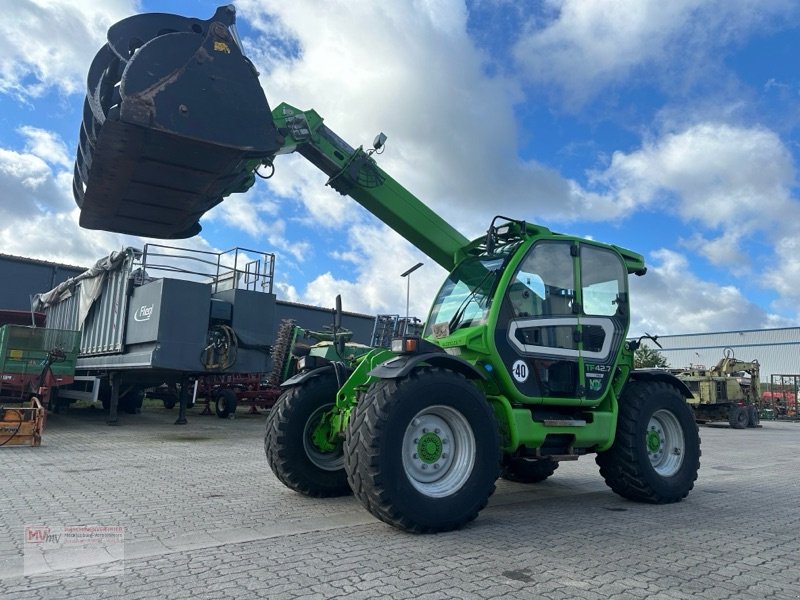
[{"left": 635, "top": 344, "right": 669, "bottom": 369}]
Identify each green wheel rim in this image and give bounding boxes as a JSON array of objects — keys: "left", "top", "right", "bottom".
[
  {"left": 302, "top": 405, "right": 344, "bottom": 472},
  {"left": 416, "top": 431, "right": 443, "bottom": 464}
]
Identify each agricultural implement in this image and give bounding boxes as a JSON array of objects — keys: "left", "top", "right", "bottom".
[
  {"left": 675, "top": 349, "right": 762, "bottom": 429},
  {"left": 0, "top": 325, "right": 81, "bottom": 446}
]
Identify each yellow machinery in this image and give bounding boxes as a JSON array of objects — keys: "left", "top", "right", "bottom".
[{"left": 677, "top": 348, "right": 760, "bottom": 428}]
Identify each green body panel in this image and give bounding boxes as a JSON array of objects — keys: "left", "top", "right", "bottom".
[
  {"left": 310, "top": 348, "right": 395, "bottom": 450},
  {"left": 307, "top": 341, "right": 372, "bottom": 363},
  {"left": 272, "top": 103, "right": 469, "bottom": 270},
  {"left": 483, "top": 371, "right": 621, "bottom": 454}
]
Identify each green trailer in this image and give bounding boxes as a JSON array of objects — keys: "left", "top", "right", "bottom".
[{"left": 0, "top": 325, "right": 81, "bottom": 406}]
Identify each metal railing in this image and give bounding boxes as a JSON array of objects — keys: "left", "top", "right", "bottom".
[{"left": 136, "top": 244, "right": 275, "bottom": 294}]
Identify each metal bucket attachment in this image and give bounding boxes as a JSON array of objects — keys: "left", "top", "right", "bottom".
[{"left": 74, "top": 6, "right": 281, "bottom": 239}]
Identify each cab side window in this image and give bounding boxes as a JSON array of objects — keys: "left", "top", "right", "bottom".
[
  {"left": 509, "top": 242, "right": 574, "bottom": 318},
  {"left": 580, "top": 246, "right": 625, "bottom": 317},
  {"left": 506, "top": 242, "right": 576, "bottom": 352}
]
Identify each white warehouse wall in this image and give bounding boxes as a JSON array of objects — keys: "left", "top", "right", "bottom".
[{"left": 644, "top": 328, "right": 800, "bottom": 383}]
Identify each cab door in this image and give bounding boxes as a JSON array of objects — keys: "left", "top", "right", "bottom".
[
  {"left": 493, "top": 240, "right": 628, "bottom": 404},
  {"left": 577, "top": 244, "right": 628, "bottom": 404}
]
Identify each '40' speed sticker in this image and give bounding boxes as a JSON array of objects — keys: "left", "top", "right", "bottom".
[{"left": 511, "top": 360, "right": 529, "bottom": 383}]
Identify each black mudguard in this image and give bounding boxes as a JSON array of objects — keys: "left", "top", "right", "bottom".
[
  {"left": 280, "top": 365, "right": 335, "bottom": 388},
  {"left": 367, "top": 352, "right": 486, "bottom": 381},
  {"left": 628, "top": 369, "right": 693, "bottom": 398}
]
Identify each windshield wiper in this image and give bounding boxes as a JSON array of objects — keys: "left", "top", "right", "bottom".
[{"left": 447, "top": 270, "right": 495, "bottom": 333}]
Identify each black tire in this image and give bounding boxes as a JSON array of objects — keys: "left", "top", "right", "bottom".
[
  {"left": 264, "top": 374, "right": 350, "bottom": 497},
  {"left": 502, "top": 457, "right": 559, "bottom": 483},
  {"left": 747, "top": 405, "right": 760, "bottom": 428},
  {"left": 728, "top": 406, "right": 748, "bottom": 429},
  {"left": 48, "top": 387, "right": 60, "bottom": 413},
  {"left": 214, "top": 388, "right": 237, "bottom": 419},
  {"left": 99, "top": 379, "right": 111, "bottom": 411},
  {"left": 163, "top": 395, "right": 178, "bottom": 410},
  {"left": 344, "top": 368, "right": 501, "bottom": 533},
  {"left": 120, "top": 388, "right": 144, "bottom": 414},
  {"left": 596, "top": 381, "right": 700, "bottom": 504}
]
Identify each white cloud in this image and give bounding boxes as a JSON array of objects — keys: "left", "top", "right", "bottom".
[
  {"left": 296, "top": 223, "right": 446, "bottom": 319},
  {"left": 762, "top": 237, "right": 800, "bottom": 316},
  {"left": 206, "top": 193, "right": 269, "bottom": 238},
  {"left": 513, "top": 0, "right": 798, "bottom": 106},
  {"left": 0, "top": 147, "right": 72, "bottom": 217},
  {"left": 236, "top": 0, "right": 581, "bottom": 236},
  {"left": 0, "top": 0, "right": 137, "bottom": 98},
  {"left": 0, "top": 207, "right": 133, "bottom": 268},
  {"left": 19, "top": 126, "right": 71, "bottom": 169},
  {"left": 265, "top": 155, "right": 354, "bottom": 229},
  {"left": 588, "top": 122, "right": 800, "bottom": 265},
  {"left": 629, "top": 249, "right": 786, "bottom": 336}
]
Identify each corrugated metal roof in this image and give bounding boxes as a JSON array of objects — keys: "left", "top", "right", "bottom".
[{"left": 0, "top": 253, "right": 85, "bottom": 271}]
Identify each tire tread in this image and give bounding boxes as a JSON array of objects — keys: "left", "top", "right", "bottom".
[{"left": 596, "top": 381, "right": 700, "bottom": 504}]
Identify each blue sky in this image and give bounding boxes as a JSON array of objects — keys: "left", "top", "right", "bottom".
[{"left": 1, "top": 0, "right": 799, "bottom": 336}]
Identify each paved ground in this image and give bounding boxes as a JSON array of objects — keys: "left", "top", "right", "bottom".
[{"left": 0, "top": 403, "right": 798, "bottom": 599}]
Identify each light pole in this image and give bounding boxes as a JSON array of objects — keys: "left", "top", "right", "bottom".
[{"left": 401, "top": 262, "right": 424, "bottom": 336}]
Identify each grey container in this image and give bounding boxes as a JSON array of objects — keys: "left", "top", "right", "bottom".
[{"left": 37, "top": 245, "right": 276, "bottom": 375}]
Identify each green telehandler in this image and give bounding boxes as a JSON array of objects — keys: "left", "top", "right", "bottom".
[{"left": 72, "top": 5, "right": 700, "bottom": 532}]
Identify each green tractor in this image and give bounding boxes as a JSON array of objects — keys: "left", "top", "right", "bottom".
[
  {"left": 264, "top": 218, "right": 701, "bottom": 532},
  {"left": 72, "top": 6, "right": 701, "bottom": 532}
]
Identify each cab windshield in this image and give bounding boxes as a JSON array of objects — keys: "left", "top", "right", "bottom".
[{"left": 425, "top": 256, "right": 506, "bottom": 337}]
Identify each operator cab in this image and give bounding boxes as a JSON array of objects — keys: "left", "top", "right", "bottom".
[{"left": 425, "top": 217, "right": 630, "bottom": 406}]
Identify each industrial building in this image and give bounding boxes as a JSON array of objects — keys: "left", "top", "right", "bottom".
[{"left": 649, "top": 328, "right": 800, "bottom": 383}]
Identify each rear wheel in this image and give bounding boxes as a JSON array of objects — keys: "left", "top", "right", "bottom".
[
  {"left": 120, "top": 387, "right": 144, "bottom": 414},
  {"left": 344, "top": 368, "right": 501, "bottom": 533},
  {"left": 214, "top": 388, "right": 237, "bottom": 418},
  {"left": 728, "top": 406, "right": 748, "bottom": 429},
  {"left": 597, "top": 381, "right": 700, "bottom": 504},
  {"left": 264, "top": 373, "right": 350, "bottom": 497},
  {"left": 502, "top": 457, "right": 559, "bottom": 483},
  {"left": 747, "top": 405, "right": 760, "bottom": 428}
]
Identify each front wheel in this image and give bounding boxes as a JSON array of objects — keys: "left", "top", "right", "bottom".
[
  {"left": 597, "top": 381, "right": 700, "bottom": 504},
  {"left": 344, "top": 368, "right": 501, "bottom": 533},
  {"left": 264, "top": 373, "right": 350, "bottom": 497}
]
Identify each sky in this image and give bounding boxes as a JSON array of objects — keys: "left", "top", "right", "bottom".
[{"left": 1, "top": 0, "right": 799, "bottom": 337}]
